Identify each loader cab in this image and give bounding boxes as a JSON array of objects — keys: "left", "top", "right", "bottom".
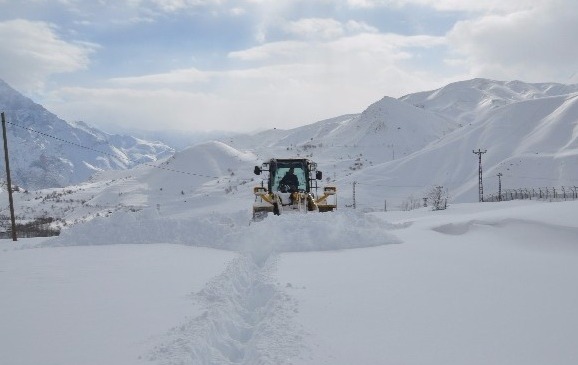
[
  {"left": 272, "top": 163, "right": 307, "bottom": 192},
  {"left": 255, "top": 158, "right": 321, "bottom": 194}
]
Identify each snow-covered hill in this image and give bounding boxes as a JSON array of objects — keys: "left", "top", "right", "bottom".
[
  {"left": 225, "top": 96, "right": 458, "bottom": 169},
  {"left": 0, "top": 79, "right": 174, "bottom": 190},
  {"left": 347, "top": 88, "right": 578, "bottom": 205}
]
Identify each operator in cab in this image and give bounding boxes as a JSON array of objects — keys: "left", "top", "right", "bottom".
[{"left": 279, "top": 167, "right": 299, "bottom": 192}]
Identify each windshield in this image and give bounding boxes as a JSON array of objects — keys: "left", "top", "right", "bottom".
[{"left": 272, "top": 163, "right": 307, "bottom": 192}]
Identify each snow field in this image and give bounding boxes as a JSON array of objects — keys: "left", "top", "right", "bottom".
[
  {"left": 2, "top": 200, "right": 578, "bottom": 364},
  {"left": 17, "top": 208, "right": 397, "bottom": 365},
  {"left": 0, "top": 243, "right": 235, "bottom": 365},
  {"left": 277, "top": 201, "right": 578, "bottom": 365}
]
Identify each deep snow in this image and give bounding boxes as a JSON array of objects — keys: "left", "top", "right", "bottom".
[
  {"left": 3, "top": 78, "right": 578, "bottom": 364},
  {"left": 2, "top": 200, "right": 578, "bottom": 365}
]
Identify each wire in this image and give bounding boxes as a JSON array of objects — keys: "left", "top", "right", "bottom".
[
  {"left": 5, "top": 120, "right": 221, "bottom": 180},
  {"left": 7, "top": 119, "right": 577, "bottom": 186},
  {"left": 353, "top": 181, "right": 427, "bottom": 188},
  {"left": 500, "top": 173, "right": 578, "bottom": 183}
]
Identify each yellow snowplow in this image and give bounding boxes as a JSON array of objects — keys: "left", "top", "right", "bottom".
[{"left": 252, "top": 158, "right": 336, "bottom": 220}]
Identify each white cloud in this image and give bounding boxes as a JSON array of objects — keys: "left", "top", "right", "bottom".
[
  {"left": 47, "top": 31, "right": 451, "bottom": 132},
  {"left": 17, "top": 0, "right": 572, "bottom": 134},
  {"left": 447, "top": 0, "right": 578, "bottom": 82},
  {"left": 284, "top": 18, "right": 345, "bottom": 40},
  {"left": 282, "top": 18, "right": 379, "bottom": 41},
  {"left": 345, "top": 20, "right": 378, "bottom": 34},
  {"left": 149, "top": 0, "right": 226, "bottom": 12},
  {"left": 230, "top": 32, "right": 444, "bottom": 63},
  {"left": 46, "top": 87, "right": 224, "bottom": 131},
  {"left": 149, "top": 0, "right": 195, "bottom": 11},
  {"left": 346, "top": 0, "right": 550, "bottom": 13},
  {"left": 0, "top": 19, "right": 96, "bottom": 92},
  {"left": 229, "top": 7, "right": 246, "bottom": 16},
  {"left": 228, "top": 41, "right": 306, "bottom": 61},
  {"left": 110, "top": 68, "right": 212, "bottom": 85}
]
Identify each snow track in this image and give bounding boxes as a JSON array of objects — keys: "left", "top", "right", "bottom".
[
  {"left": 149, "top": 254, "right": 304, "bottom": 365},
  {"left": 49, "top": 209, "right": 399, "bottom": 364}
]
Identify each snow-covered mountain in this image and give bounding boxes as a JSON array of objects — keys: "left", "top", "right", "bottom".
[
  {"left": 210, "top": 79, "right": 577, "bottom": 208},
  {"left": 0, "top": 79, "right": 175, "bottom": 190},
  {"left": 353, "top": 79, "right": 578, "bottom": 204},
  {"left": 3, "top": 77, "right": 578, "bottom": 218},
  {"left": 225, "top": 96, "right": 458, "bottom": 165}
]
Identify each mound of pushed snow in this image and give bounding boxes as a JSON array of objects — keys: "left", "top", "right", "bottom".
[{"left": 47, "top": 209, "right": 399, "bottom": 254}]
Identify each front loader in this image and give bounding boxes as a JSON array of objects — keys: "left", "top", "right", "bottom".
[{"left": 252, "top": 158, "right": 336, "bottom": 220}]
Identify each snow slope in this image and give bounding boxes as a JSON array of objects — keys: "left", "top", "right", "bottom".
[{"left": 343, "top": 91, "right": 578, "bottom": 205}]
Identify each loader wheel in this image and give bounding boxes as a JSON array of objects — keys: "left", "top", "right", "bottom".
[{"left": 273, "top": 202, "right": 280, "bottom": 215}]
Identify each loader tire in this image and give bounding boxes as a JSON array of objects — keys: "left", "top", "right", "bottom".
[{"left": 273, "top": 202, "right": 280, "bottom": 215}]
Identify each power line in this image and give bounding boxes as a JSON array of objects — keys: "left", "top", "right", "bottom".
[
  {"left": 499, "top": 173, "right": 578, "bottom": 182},
  {"left": 8, "top": 119, "right": 577, "bottom": 187},
  {"left": 6, "top": 120, "right": 123, "bottom": 159},
  {"left": 355, "top": 181, "right": 426, "bottom": 188},
  {"left": 4, "top": 120, "right": 221, "bottom": 180}
]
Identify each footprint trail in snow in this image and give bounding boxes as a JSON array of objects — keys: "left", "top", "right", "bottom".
[
  {"left": 149, "top": 211, "right": 399, "bottom": 365},
  {"left": 149, "top": 253, "right": 303, "bottom": 365}
]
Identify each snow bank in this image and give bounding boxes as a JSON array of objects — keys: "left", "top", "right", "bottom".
[{"left": 48, "top": 209, "right": 400, "bottom": 255}]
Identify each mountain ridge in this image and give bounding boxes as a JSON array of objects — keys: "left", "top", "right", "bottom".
[{"left": 0, "top": 79, "right": 175, "bottom": 190}]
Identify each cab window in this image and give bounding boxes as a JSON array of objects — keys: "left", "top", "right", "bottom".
[{"left": 273, "top": 165, "right": 306, "bottom": 191}]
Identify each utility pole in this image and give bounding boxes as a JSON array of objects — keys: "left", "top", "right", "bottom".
[
  {"left": 2, "top": 112, "right": 17, "bottom": 241},
  {"left": 473, "top": 149, "right": 487, "bottom": 202},
  {"left": 497, "top": 173, "right": 503, "bottom": 202},
  {"left": 352, "top": 181, "right": 357, "bottom": 209}
]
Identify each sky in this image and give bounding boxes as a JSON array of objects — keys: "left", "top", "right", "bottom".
[{"left": 0, "top": 0, "right": 577, "bottom": 134}]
